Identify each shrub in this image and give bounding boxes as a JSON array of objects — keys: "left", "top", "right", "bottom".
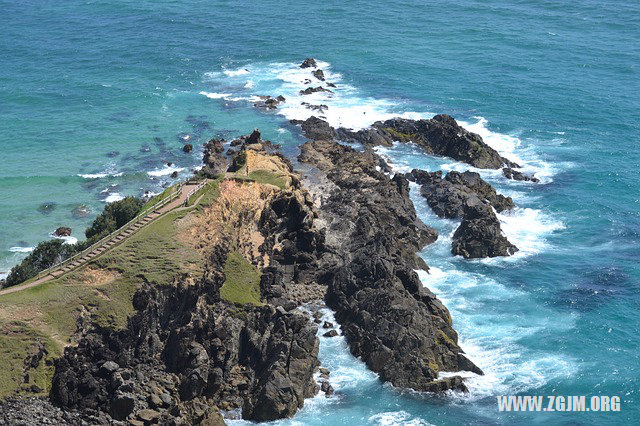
[
  {"left": 4, "top": 240, "right": 77, "bottom": 287},
  {"left": 85, "top": 197, "right": 144, "bottom": 241}
]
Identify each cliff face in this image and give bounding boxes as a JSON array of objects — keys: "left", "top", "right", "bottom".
[
  {"left": 297, "top": 140, "right": 482, "bottom": 392},
  {"left": 51, "top": 279, "right": 319, "bottom": 424}
]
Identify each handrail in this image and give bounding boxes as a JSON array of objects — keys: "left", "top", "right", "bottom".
[
  {"left": 34, "top": 184, "right": 184, "bottom": 280},
  {"left": 183, "top": 180, "right": 208, "bottom": 206}
]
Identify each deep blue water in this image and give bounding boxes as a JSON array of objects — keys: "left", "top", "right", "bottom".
[{"left": 1, "top": 0, "right": 639, "bottom": 424}]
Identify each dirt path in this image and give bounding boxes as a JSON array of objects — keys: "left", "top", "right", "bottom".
[{"left": 0, "top": 181, "right": 204, "bottom": 297}]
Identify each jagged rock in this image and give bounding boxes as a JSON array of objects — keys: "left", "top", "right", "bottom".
[
  {"left": 323, "top": 330, "right": 338, "bottom": 337},
  {"left": 405, "top": 170, "right": 514, "bottom": 218},
  {"left": 300, "top": 58, "right": 317, "bottom": 68},
  {"left": 312, "top": 69, "right": 325, "bottom": 81},
  {"left": 183, "top": 144, "right": 193, "bottom": 153},
  {"left": 320, "top": 381, "right": 334, "bottom": 396},
  {"left": 170, "top": 171, "right": 179, "bottom": 178},
  {"left": 290, "top": 116, "right": 337, "bottom": 141},
  {"left": 336, "top": 126, "right": 394, "bottom": 147},
  {"left": 322, "top": 321, "right": 333, "bottom": 329},
  {"left": 53, "top": 227, "right": 72, "bottom": 237},
  {"left": 136, "top": 408, "right": 161, "bottom": 422},
  {"left": 254, "top": 95, "right": 286, "bottom": 110},
  {"left": 298, "top": 140, "right": 481, "bottom": 392},
  {"left": 301, "top": 102, "right": 328, "bottom": 113},
  {"left": 293, "top": 114, "right": 517, "bottom": 169},
  {"left": 373, "top": 115, "right": 518, "bottom": 169},
  {"left": 299, "top": 86, "right": 332, "bottom": 95},
  {"left": 503, "top": 167, "right": 539, "bottom": 183},
  {"left": 110, "top": 392, "right": 135, "bottom": 420},
  {"left": 246, "top": 129, "right": 261, "bottom": 145},
  {"left": 451, "top": 197, "right": 519, "bottom": 258},
  {"left": 201, "top": 137, "right": 228, "bottom": 176},
  {"left": 51, "top": 251, "right": 319, "bottom": 423}
]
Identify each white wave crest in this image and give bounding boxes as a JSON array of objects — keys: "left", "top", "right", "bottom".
[
  {"left": 147, "top": 165, "right": 185, "bottom": 177},
  {"left": 104, "top": 193, "right": 124, "bottom": 203},
  {"left": 9, "top": 246, "right": 34, "bottom": 253}
]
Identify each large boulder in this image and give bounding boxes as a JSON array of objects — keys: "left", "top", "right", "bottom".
[
  {"left": 53, "top": 227, "right": 72, "bottom": 237},
  {"left": 300, "top": 58, "right": 317, "bottom": 68},
  {"left": 201, "top": 137, "right": 227, "bottom": 176},
  {"left": 503, "top": 167, "right": 540, "bottom": 183},
  {"left": 451, "top": 197, "right": 519, "bottom": 258},
  {"left": 290, "top": 116, "right": 337, "bottom": 141},
  {"left": 405, "top": 169, "right": 514, "bottom": 218}
]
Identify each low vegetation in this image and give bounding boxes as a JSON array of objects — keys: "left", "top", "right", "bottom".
[
  {"left": 3, "top": 240, "right": 78, "bottom": 288},
  {"left": 219, "top": 251, "right": 262, "bottom": 306},
  {"left": 248, "top": 170, "right": 287, "bottom": 190},
  {"left": 3, "top": 196, "right": 145, "bottom": 288}
]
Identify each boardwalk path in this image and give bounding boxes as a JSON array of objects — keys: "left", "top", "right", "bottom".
[{"left": 0, "top": 180, "right": 207, "bottom": 296}]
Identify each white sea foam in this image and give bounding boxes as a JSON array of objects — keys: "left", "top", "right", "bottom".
[
  {"left": 493, "top": 207, "right": 565, "bottom": 259},
  {"left": 199, "top": 91, "right": 231, "bottom": 99},
  {"left": 368, "top": 411, "right": 433, "bottom": 426},
  {"left": 104, "top": 193, "right": 124, "bottom": 203},
  {"left": 9, "top": 246, "right": 34, "bottom": 253},
  {"left": 50, "top": 233, "right": 78, "bottom": 245},
  {"left": 417, "top": 266, "right": 577, "bottom": 400},
  {"left": 147, "top": 165, "right": 185, "bottom": 177},
  {"left": 223, "top": 68, "right": 250, "bottom": 77},
  {"left": 0, "top": 272, "right": 8, "bottom": 280},
  {"left": 243, "top": 80, "right": 254, "bottom": 89}
]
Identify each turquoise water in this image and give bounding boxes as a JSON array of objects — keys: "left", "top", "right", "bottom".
[{"left": 1, "top": 0, "right": 639, "bottom": 424}]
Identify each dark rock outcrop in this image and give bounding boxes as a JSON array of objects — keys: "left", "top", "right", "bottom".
[
  {"left": 299, "top": 86, "right": 333, "bottom": 95},
  {"left": 201, "top": 137, "right": 228, "bottom": 176},
  {"left": 405, "top": 170, "right": 514, "bottom": 218},
  {"left": 503, "top": 167, "right": 540, "bottom": 183},
  {"left": 405, "top": 169, "right": 518, "bottom": 258},
  {"left": 254, "top": 95, "right": 286, "bottom": 110},
  {"left": 298, "top": 140, "right": 482, "bottom": 392},
  {"left": 312, "top": 69, "right": 325, "bottom": 81},
  {"left": 290, "top": 114, "right": 518, "bottom": 169},
  {"left": 300, "top": 58, "right": 317, "bottom": 68},
  {"left": 182, "top": 143, "right": 193, "bottom": 153},
  {"left": 51, "top": 278, "right": 319, "bottom": 423},
  {"left": 301, "top": 102, "right": 328, "bottom": 113},
  {"left": 374, "top": 115, "right": 518, "bottom": 169},
  {"left": 290, "top": 116, "right": 337, "bottom": 141},
  {"left": 451, "top": 197, "right": 519, "bottom": 258},
  {"left": 53, "top": 227, "right": 72, "bottom": 237}
]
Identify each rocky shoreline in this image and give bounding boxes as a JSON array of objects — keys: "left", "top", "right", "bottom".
[{"left": 1, "top": 59, "right": 534, "bottom": 424}]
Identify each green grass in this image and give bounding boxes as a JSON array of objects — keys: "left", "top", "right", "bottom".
[
  {"left": 219, "top": 251, "right": 262, "bottom": 306},
  {"left": 0, "top": 321, "right": 59, "bottom": 397},
  {"left": 247, "top": 170, "right": 287, "bottom": 190},
  {"left": 92, "top": 210, "right": 202, "bottom": 288},
  {"left": 187, "top": 179, "right": 221, "bottom": 209}
]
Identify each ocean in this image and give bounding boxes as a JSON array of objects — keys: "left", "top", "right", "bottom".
[{"left": 1, "top": 0, "right": 638, "bottom": 424}]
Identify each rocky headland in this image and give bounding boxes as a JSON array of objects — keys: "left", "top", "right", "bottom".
[{"left": 0, "top": 60, "right": 533, "bottom": 422}]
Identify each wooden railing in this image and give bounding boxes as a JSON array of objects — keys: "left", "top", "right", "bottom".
[
  {"left": 34, "top": 184, "right": 184, "bottom": 280},
  {"left": 183, "top": 180, "right": 208, "bottom": 206}
]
